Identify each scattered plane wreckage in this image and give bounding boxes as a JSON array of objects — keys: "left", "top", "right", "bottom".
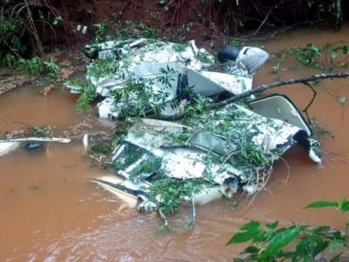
[{"left": 63, "top": 38, "right": 320, "bottom": 227}]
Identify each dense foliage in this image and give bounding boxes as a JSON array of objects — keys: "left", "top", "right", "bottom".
[{"left": 0, "top": 0, "right": 348, "bottom": 63}]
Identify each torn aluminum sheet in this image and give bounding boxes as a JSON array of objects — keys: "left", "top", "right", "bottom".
[
  {"left": 0, "top": 137, "right": 71, "bottom": 157},
  {"left": 64, "top": 38, "right": 269, "bottom": 119},
  {"left": 92, "top": 97, "right": 321, "bottom": 222}
]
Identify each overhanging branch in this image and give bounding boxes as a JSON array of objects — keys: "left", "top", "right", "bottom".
[{"left": 209, "top": 72, "right": 349, "bottom": 109}]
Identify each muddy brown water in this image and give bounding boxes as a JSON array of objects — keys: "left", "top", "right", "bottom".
[{"left": 1, "top": 27, "right": 349, "bottom": 261}]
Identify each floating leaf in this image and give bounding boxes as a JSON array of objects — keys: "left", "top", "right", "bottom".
[{"left": 305, "top": 201, "right": 338, "bottom": 209}]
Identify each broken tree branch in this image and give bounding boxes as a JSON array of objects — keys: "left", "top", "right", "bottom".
[
  {"left": 209, "top": 72, "right": 349, "bottom": 109},
  {"left": 302, "top": 82, "right": 317, "bottom": 124}
]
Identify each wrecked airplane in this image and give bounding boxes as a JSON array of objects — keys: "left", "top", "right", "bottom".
[{"left": 64, "top": 38, "right": 322, "bottom": 226}]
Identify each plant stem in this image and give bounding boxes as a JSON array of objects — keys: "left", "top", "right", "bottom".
[{"left": 342, "top": 210, "right": 349, "bottom": 243}]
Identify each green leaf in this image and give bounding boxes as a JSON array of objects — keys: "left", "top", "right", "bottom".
[
  {"left": 338, "top": 198, "right": 349, "bottom": 211},
  {"left": 305, "top": 201, "right": 338, "bottom": 209},
  {"left": 241, "top": 220, "right": 261, "bottom": 231},
  {"left": 308, "top": 43, "right": 321, "bottom": 56},
  {"left": 332, "top": 50, "right": 339, "bottom": 59},
  {"left": 227, "top": 231, "right": 258, "bottom": 245},
  {"left": 53, "top": 16, "right": 62, "bottom": 25},
  {"left": 313, "top": 241, "right": 329, "bottom": 256},
  {"left": 226, "top": 221, "right": 261, "bottom": 245},
  {"left": 262, "top": 227, "right": 299, "bottom": 257},
  {"left": 266, "top": 220, "right": 279, "bottom": 230},
  {"left": 240, "top": 246, "right": 260, "bottom": 255},
  {"left": 310, "top": 225, "right": 331, "bottom": 234}
]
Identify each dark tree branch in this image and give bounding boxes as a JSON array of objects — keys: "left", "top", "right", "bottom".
[
  {"left": 302, "top": 82, "right": 317, "bottom": 124},
  {"left": 209, "top": 72, "right": 349, "bottom": 109}
]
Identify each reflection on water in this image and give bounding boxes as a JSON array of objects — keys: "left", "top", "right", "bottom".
[{"left": 1, "top": 27, "right": 349, "bottom": 261}]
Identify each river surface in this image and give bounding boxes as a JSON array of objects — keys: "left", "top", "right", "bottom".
[{"left": 1, "top": 27, "right": 349, "bottom": 261}]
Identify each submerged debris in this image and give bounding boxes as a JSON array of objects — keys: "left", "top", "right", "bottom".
[
  {"left": 65, "top": 38, "right": 321, "bottom": 227},
  {"left": 0, "top": 137, "right": 71, "bottom": 156},
  {"left": 23, "top": 141, "right": 44, "bottom": 152}
]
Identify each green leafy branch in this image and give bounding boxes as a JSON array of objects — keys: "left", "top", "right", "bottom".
[
  {"left": 146, "top": 177, "right": 204, "bottom": 215},
  {"left": 75, "top": 82, "right": 97, "bottom": 113},
  {"left": 228, "top": 198, "right": 349, "bottom": 261},
  {"left": 271, "top": 43, "right": 349, "bottom": 75}
]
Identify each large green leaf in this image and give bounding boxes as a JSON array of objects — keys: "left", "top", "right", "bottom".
[
  {"left": 240, "top": 221, "right": 261, "bottom": 231},
  {"left": 262, "top": 227, "right": 299, "bottom": 257},
  {"left": 227, "top": 230, "right": 259, "bottom": 245},
  {"left": 313, "top": 241, "right": 329, "bottom": 257},
  {"left": 305, "top": 201, "right": 338, "bottom": 209},
  {"left": 294, "top": 237, "right": 320, "bottom": 262}
]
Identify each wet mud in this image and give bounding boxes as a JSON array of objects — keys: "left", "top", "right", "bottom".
[{"left": 1, "top": 27, "right": 349, "bottom": 261}]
